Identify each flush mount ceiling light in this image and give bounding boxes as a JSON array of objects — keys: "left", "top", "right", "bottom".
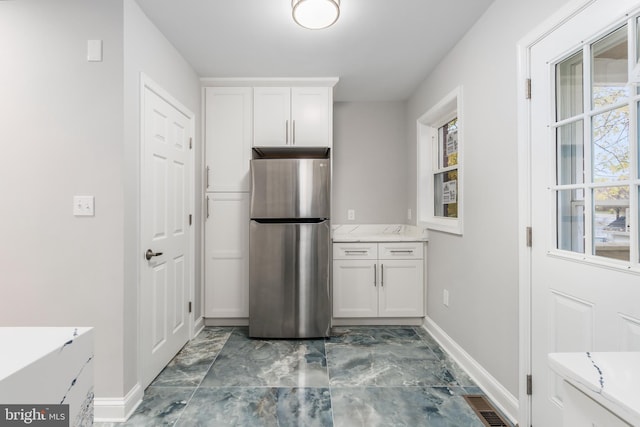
[{"left": 292, "top": 0, "right": 340, "bottom": 30}]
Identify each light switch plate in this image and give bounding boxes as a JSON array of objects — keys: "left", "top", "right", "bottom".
[
  {"left": 87, "top": 40, "right": 103, "bottom": 62},
  {"left": 73, "top": 196, "right": 94, "bottom": 216}
]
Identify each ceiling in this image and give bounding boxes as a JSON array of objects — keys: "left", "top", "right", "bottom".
[{"left": 134, "top": 0, "right": 495, "bottom": 102}]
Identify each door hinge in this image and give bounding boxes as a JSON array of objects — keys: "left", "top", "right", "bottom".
[
  {"left": 188, "top": 301, "right": 192, "bottom": 313},
  {"left": 526, "top": 374, "right": 532, "bottom": 395},
  {"left": 189, "top": 214, "right": 192, "bottom": 226},
  {"left": 525, "top": 78, "right": 532, "bottom": 99},
  {"left": 189, "top": 137, "right": 193, "bottom": 150},
  {"left": 526, "top": 226, "right": 532, "bottom": 247}
]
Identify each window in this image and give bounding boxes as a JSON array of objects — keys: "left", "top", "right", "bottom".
[
  {"left": 417, "top": 87, "right": 463, "bottom": 235},
  {"left": 553, "top": 22, "right": 640, "bottom": 264}
]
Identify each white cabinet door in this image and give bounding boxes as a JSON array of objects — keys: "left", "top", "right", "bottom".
[
  {"left": 291, "top": 87, "right": 331, "bottom": 147},
  {"left": 205, "top": 87, "right": 252, "bottom": 192},
  {"left": 563, "top": 382, "right": 631, "bottom": 427},
  {"left": 333, "top": 260, "right": 378, "bottom": 317},
  {"left": 254, "top": 87, "right": 332, "bottom": 147},
  {"left": 253, "top": 87, "right": 291, "bottom": 147},
  {"left": 378, "top": 260, "right": 424, "bottom": 317},
  {"left": 205, "top": 193, "right": 250, "bottom": 317}
]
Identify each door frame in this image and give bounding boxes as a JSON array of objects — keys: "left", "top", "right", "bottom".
[
  {"left": 516, "top": 0, "right": 596, "bottom": 425},
  {"left": 138, "top": 73, "right": 196, "bottom": 386}
]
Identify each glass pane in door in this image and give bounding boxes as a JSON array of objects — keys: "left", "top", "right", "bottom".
[
  {"left": 557, "top": 189, "right": 585, "bottom": 253},
  {"left": 556, "top": 52, "right": 583, "bottom": 121},
  {"left": 592, "top": 26, "right": 629, "bottom": 109},
  {"left": 593, "top": 186, "right": 630, "bottom": 261},
  {"left": 592, "top": 106, "right": 630, "bottom": 183},
  {"left": 557, "top": 120, "right": 584, "bottom": 185}
]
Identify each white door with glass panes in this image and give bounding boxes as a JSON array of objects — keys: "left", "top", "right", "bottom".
[{"left": 530, "top": 1, "right": 640, "bottom": 425}]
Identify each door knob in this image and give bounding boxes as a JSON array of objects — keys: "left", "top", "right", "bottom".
[{"left": 145, "top": 249, "right": 163, "bottom": 261}]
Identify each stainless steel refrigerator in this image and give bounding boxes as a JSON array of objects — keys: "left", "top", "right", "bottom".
[{"left": 249, "top": 151, "right": 331, "bottom": 338}]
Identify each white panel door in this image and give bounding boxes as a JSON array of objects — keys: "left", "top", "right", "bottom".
[
  {"left": 205, "top": 192, "right": 250, "bottom": 317},
  {"left": 253, "top": 87, "right": 290, "bottom": 146},
  {"left": 529, "top": 1, "right": 640, "bottom": 425},
  {"left": 378, "top": 260, "right": 424, "bottom": 317},
  {"left": 291, "top": 87, "right": 330, "bottom": 147},
  {"left": 205, "top": 87, "right": 252, "bottom": 192},
  {"left": 333, "top": 260, "right": 378, "bottom": 317},
  {"left": 141, "top": 84, "right": 192, "bottom": 389}
]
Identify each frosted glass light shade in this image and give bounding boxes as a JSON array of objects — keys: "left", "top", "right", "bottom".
[{"left": 292, "top": 0, "right": 340, "bottom": 30}]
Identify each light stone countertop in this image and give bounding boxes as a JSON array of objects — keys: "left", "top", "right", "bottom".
[
  {"left": 548, "top": 351, "right": 640, "bottom": 426},
  {"left": 332, "top": 224, "right": 429, "bottom": 242}
]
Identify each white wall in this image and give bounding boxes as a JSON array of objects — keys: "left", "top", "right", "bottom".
[
  {"left": 122, "top": 0, "right": 202, "bottom": 393},
  {"left": 0, "top": 0, "right": 201, "bottom": 406},
  {"left": 0, "top": 0, "right": 126, "bottom": 398},
  {"left": 406, "top": 0, "right": 571, "bottom": 396},
  {"left": 333, "top": 102, "right": 408, "bottom": 224}
]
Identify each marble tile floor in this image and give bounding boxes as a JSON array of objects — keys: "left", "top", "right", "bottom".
[{"left": 95, "top": 326, "right": 513, "bottom": 427}]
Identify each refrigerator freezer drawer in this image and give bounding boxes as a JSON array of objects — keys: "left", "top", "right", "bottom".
[
  {"left": 250, "top": 158, "right": 330, "bottom": 219},
  {"left": 249, "top": 220, "right": 331, "bottom": 338}
]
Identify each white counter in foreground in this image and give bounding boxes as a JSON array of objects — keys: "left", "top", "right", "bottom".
[
  {"left": 0, "top": 327, "right": 94, "bottom": 427},
  {"left": 549, "top": 352, "right": 640, "bottom": 427},
  {"left": 332, "top": 224, "right": 429, "bottom": 242}
]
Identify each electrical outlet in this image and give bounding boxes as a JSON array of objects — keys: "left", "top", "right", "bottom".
[
  {"left": 407, "top": 208, "right": 412, "bottom": 220},
  {"left": 73, "top": 196, "right": 95, "bottom": 216},
  {"left": 443, "top": 289, "right": 449, "bottom": 307},
  {"left": 347, "top": 209, "right": 355, "bottom": 221}
]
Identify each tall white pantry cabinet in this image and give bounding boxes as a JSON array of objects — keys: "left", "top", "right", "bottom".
[
  {"left": 204, "top": 87, "right": 252, "bottom": 318},
  {"left": 203, "top": 81, "right": 335, "bottom": 321}
]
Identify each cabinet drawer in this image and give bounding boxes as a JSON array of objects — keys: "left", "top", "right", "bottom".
[
  {"left": 333, "top": 243, "right": 378, "bottom": 259},
  {"left": 378, "top": 242, "right": 423, "bottom": 259}
]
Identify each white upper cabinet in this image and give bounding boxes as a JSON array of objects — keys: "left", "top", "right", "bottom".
[
  {"left": 205, "top": 87, "right": 252, "bottom": 192},
  {"left": 253, "top": 86, "right": 332, "bottom": 147},
  {"left": 252, "top": 87, "right": 290, "bottom": 147},
  {"left": 291, "top": 87, "right": 331, "bottom": 147}
]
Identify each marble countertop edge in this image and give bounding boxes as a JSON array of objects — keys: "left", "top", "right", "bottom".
[{"left": 332, "top": 224, "right": 429, "bottom": 242}]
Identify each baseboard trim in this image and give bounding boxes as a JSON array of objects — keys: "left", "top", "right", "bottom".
[
  {"left": 331, "top": 317, "right": 424, "bottom": 326},
  {"left": 422, "top": 317, "right": 518, "bottom": 424},
  {"left": 204, "top": 318, "right": 249, "bottom": 327},
  {"left": 93, "top": 382, "right": 143, "bottom": 423}
]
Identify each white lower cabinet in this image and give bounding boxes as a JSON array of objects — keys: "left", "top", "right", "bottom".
[
  {"left": 205, "top": 192, "right": 250, "bottom": 318},
  {"left": 333, "top": 242, "right": 424, "bottom": 318},
  {"left": 563, "top": 382, "right": 631, "bottom": 427}
]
